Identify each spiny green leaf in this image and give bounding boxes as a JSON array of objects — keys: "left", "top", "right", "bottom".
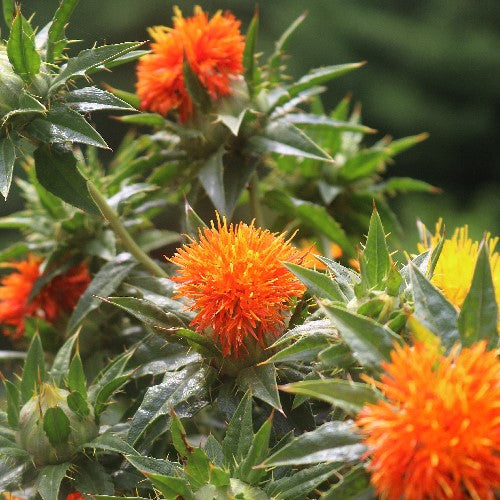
[
  {"left": 148, "top": 474, "right": 193, "bottom": 500},
  {"left": 409, "top": 262, "right": 459, "bottom": 349},
  {"left": 68, "top": 351, "right": 87, "bottom": 398},
  {"left": 284, "top": 262, "right": 347, "bottom": 303},
  {"left": 46, "top": 0, "right": 80, "bottom": 63},
  {"left": 281, "top": 379, "right": 380, "bottom": 415},
  {"left": 3, "top": 379, "right": 19, "bottom": 427},
  {"left": 28, "top": 105, "right": 108, "bottom": 148},
  {"left": 222, "top": 391, "right": 253, "bottom": 468},
  {"left": 52, "top": 41, "right": 143, "bottom": 89},
  {"left": 2, "top": 0, "right": 14, "bottom": 28},
  {"left": 34, "top": 144, "right": 100, "bottom": 216},
  {"left": 360, "top": 208, "right": 391, "bottom": 291},
  {"left": 321, "top": 303, "right": 398, "bottom": 371},
  {"left": 7, "top": 11, "right": 40, "bottom": 80},
  {"left": 243, "top": 9, "right": 259, "bottom": 95},
  {"left": 20, "top": 334, "right": 46, "bottom": 402},
  {"left": 260, "top": 421, "right": 364, "bottom": 467},
  {"left": 43, "top": 407, "right": 70, "bottom": 446},
  {"left": 50, "top": 334, "right": 77, "bottom": 386},
  {"left": 237, "top": 364, "right": 282, "bottom": 411},
  {"left": 237, "top": 414, "right": 272, "bottom": 485},
  {"left": 34, "top": 463, "right": 71, "bottom": 500},
  {"left": 66, "top": 391, "right": 90, "bottom": 417},
  {"left": 64, "top": 86, "right": 134, "bottom": 112},
  {"left": 72, "top": 459, "right": 114, "bottom": 496},
  {"left": 0, "top": 137, "right": 16, "bottom": 200},
  {"left": 67, "top": 253, "right": 137, "bottom": 332},
  {"left": 458, "top": 240, "right": 498, "bottom": 348}
]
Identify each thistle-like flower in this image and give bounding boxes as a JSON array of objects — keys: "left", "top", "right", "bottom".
[
  {"left": 170, "top": 215, "right": 306, "bottom": 357},
  {"left": 421, "top": 220, "right": 499, "bottom": 312},
  {"left": 0, "top": 255, "right": 90, "bottom": 338},
  {"left": 136, "top": 6, "right": 245, "bottom": 121},
  {"left": 356, "top": 341, "right": 500, "bottom": 500}
]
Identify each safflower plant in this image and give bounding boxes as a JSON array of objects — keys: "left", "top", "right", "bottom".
[{"left": 0, "top": 1, "right": 497, "bottom": 500}]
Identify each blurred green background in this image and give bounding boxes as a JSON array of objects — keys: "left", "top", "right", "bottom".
[{"left": 8, "top": 0, "right": 500, "bottom": 246}]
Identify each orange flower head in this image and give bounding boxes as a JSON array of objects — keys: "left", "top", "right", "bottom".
[
  {"left": 299, "top": 239, "right": 342, "bottom": 270},
  {"left": 356, "top": 341, "right": 500, "bottom": 500},
  {"left": 170, "top": 215, "right": 306, "bottom": 357},
  {"left": 0, "top": 255, "right": 90, "bottom": 338},
  {"left": 136, "top": 6, "right": 245, "bottom": 122}
]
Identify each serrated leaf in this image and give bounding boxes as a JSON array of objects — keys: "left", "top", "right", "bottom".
[
  {"left": 34, "top": 144, "right": 100, "bottom": 215},
  {"left": 198, "top": 148, "right": 225, "bottom": 214},
  {"left": 49, "top": 333, "right": 77, "bottom": 386},
  {"left": 88, "top": 350, "right": 132, "bottom": 404},
  {"left": 66, "top": 391, "right": 90, "bottom": 417},
  {"left": 386, "top": 132, "right": 429, "bottom": 156},
  {"left": 28, "top": 105, "right": 108, "bottom": 148},
  {"left": 52, "top": 41, "right": 143, "bottom": 89},
  {"left": 237, "top": 414, "right": 272, "bottom": 485},
  {"left": 7, "top": 11, "right": 40, "bottom": 80},
  {"left": 3, "top": 379, "right": 19, "bottom": 427},
  {"left": 379, "top": 177, "right": 439, "bottom": 195},
  {"left": 264, "top": 334, "right": 332, "bottom": 364},
  {"left": 2, "top": 0, "right": 14, "bottom": 27},
  {"left": 265, "top": 463, "right": 338, "bottom": 500},
  {"left": 222, "top": 391, "right": 253, "bottom": 468},
  {"left": 360, "top": 208, "right": 391, "bottom": 291},
  {"left": 204, "top": 435, "right": 224, "bottom": 467},
  {"left": 409, "top": 262, "right": 459, "bottom": 349},
  {"left": 260, "top": 421, "right": 364, "bottom": 467},
  {"left": 0, "top": 137, "right": 16, "bottom": 199},
  {"left": 149, "top": 474, "right": 193, "bottom": 500},
  {"left": 34, "top": 463, "right": 71, "bottom": 500},
  {"left": 68, "top": 352, "right": 87, "bottom": 398},
  {"left": 458, "top": 241, "right": 498, "bottom": 348},
  {"left": 320, "top": 464, "right": 374, "bottom": 500},
  {"left": 281, "top": 379, "right": 379, "bottom": 415},
  {"left": 286, "top": 113, "right": 375, "bottom": 134},
  {"left": 43, "top": 407, "right": 70, "bottom": 446},
  {"left": 185, "top": 199, "right": 207, "bottom": 238},
  {"left": 268, "top": 12, "right": 307, "bottom": 78},
  {"left": 321, "top": 303, "right": 397, "bottom": 371},
  {"left": 251, "top": 122, "right": 332, "bottom": 162},
  {"left": 73, "top": 459, "right": 114, "bottom": 496},
  {"left": 237, "top": 364, "right": 281, "bottom": 411},
  {"left": 84, "top": 432, "right": 137, "bottom": 455},
  {"left": 94, "top": 372, "right": 130, "bottom": 416},
  {"left": 126, "top": 455, "right": 182, "bottom": 477},
  {"left": 20, "top": 334, "right": 46, "bottom": 402},
  {"left": 65, "top": 86, "right": 134, "bottom": 112},
  {"left": 67, "top": 253, "right": 136, "bottom": 332},
  {"left": 284, "top": 262, "right": 347, "bottom": 303},
  {"left": 128, "top": 363, "right": 210, "bottom": 445},
  {"left": 243, "top": 10, "right": 259, "bottom": 95},
  {"left": 46, "top": 0, "right": 80, "bottom": 63},
  {"left": 106, "top": 296, "right": 219, "bottom": 356}
]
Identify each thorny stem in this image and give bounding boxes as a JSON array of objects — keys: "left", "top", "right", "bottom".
[{"left": 87, "top": 180, "right": 168, "bottom": 279}]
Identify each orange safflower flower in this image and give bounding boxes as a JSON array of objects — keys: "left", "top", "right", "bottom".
[
  {"left": 136, "top": 6, "right": 244, "bottom": 122},
  {"left": 0, "top": 255, "right": 90, "bottom": 338},
  {"left": 356, "top": 341, "right": 500, "bottom": 500},
  {"left": 299, "top": 239, "right": 342, "bottom": 270},
  {"left": 170, "top": 215, "right": 306, "bottom": 357},
  {"left": 3, "top": 494, "right": 82, "bottom": 500}
]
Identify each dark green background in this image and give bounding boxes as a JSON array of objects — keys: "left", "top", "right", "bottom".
[{"left": 12, "top": 0, "right": 500, "bottom": 241}]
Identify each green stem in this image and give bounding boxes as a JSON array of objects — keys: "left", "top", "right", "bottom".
[
  {"left": 87, "top": 181, "right": 168, "bottom": 279},
  {"left": 249, "top": 171, "right": 264, "bottom": 228}
]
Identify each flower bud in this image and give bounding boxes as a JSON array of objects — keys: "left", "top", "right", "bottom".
[{"left": 17, "top": 383, "right": 98, "bottom": 466}]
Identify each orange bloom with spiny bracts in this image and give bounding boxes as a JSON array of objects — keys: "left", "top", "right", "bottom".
[
  {"left": 170, "top": 215, "right": 306, "bottom": 357},
  {"left": 136, "top": 6, "right": 245, "bottom": 122},
  {"left": 356, "top": 341, "right": 500, "bottom": 500},
  {"left": 0, "top": 255, "right": 90, "bottom": 338}
]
